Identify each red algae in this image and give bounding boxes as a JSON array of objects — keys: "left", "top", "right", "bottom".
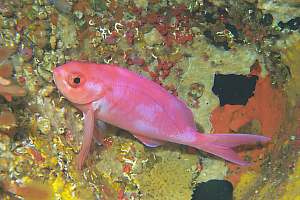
[
  {"left": 173, "top": 32, "right": 193, "bottom": 44},
  {"left": 27, "top": 147, "right": 45, "bottom": 164},
  {"left": 104, "top": 31, "right": 119, "bottom": 45},
  {"left": 157, "top": 60, "right": 174, "bottom": 70},
  {"left": 145, "top": 13, "right": 162, "bottom": 25},
  {"left": 171, "top": 4, "right": 187, "bottom": 16},
  {"left": 125, "top": 31, "right": 135, "bottom": 46},
  {"left": 127, "top": 55, "right": 145, "bottom": 66},
  {"left": 155, "top": 24, "right": 171, "bottom": 36},
  {"left": 123, "top": 163, "right": 132, "bottom": 174},
  {"left": 211, "top": 63, "right": 286, "bottom": 185}
]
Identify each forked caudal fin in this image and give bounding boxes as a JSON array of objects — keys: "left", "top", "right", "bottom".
[{"left": 193, "top": 133, "right": 271, "bottom": 166}]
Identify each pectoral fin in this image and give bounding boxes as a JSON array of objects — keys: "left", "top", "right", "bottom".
[
  {"left": 76, "top": 109, "right": 94, "bottom": 170},
  {"left": 134, "top": 134, "right": 165, "bottom": 147}
]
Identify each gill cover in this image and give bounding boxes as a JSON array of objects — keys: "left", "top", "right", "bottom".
[{"left": 53, "top": 61, "right": 107, "bottom": 105}]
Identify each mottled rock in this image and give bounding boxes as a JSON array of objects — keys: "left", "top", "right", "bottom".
[{"left": 144, "top": 28, "right": 164, "bottom": 46}]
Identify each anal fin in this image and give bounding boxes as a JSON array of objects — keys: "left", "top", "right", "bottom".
[{"left": 134, "top": 134, "right": 164, "bottom": 147}]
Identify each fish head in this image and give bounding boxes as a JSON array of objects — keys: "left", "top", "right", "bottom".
[{"left": 53, "top": 61, "right": 106, "bottom": 105}]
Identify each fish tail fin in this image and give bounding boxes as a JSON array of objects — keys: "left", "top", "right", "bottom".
[{"left": 193, "top": 133, "right": 271, "bottom": 165}]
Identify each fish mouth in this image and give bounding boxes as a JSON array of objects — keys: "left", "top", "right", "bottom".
[
  {"left": 52, "top": 67, "right": 66, "bottom": 93},
  {"left": 52, "top": 67, "right": 59, "bottom": 84},
  {"left": 52, "top": 71, "right": 57, "bottom": 86},
  {"left": 52, "top": 67, "right": 72, "bottom": 102},
  {"left": 52, "top": 67, "right": 65, "bottom": 86}
]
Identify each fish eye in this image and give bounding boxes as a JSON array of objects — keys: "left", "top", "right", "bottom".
[
  {"left": 68, "top": 73, "right": 84, "bottom": 88},
  {"left": 73, "top": 77, "right": 80, "bottom": 84}
]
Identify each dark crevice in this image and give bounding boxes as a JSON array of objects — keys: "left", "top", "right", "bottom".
[{"left": 212, "top": 74, "right": 258, "bottom": 106}]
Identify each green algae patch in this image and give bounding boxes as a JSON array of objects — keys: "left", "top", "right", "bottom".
[
  {"left": 195, "top": 159, "right": 227, "bottom": 183},
  {"left": 57, "top": 14, "right": 78, "bottom": 49},
  {"left": 277, "top": 32, "right": 300, "bottom": 200},
  {"left": 234, "top": 172, "right": 258, "bottom": 199},
  {"left": 135, "top": 145, "right": 198, "bottom": 200},
  {"left": 279, "top": 158, "right": 300, "bottom": 200},
  {"left": 281, "top": 33, "right": 300, "bottom": 107}
]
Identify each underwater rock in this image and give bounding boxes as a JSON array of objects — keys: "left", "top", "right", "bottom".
[
  {"left": 277, "top": 17, "right": 300, "bottom": 31},
  {"left": 286, "top": 17, "right": 300, "bottom": 30},
  {"left": 1, "top": 180, "right": 52, "bottom": 200},
  {"left": 0, "top": 47, "right": 17, "bottom": 61},
  {"left": 176, "top": 35, "right": 258, "bottom": 132},
  {"left": 278, "top": 149, "right": 300, "bottom": 199},
  {"left": 134, "top": 0, "right": 148, "bottom": 9},
  {"left": 57, "top": 14, "right": 78, "bottom": 49},
  {"left": 50, "top": 0, "right": 73, "bottom": 14},
  {"left": 27, "top": 23, "right": 49, "bottom": 49},
  {"left": 0, "top": 62, "right": 12, "bottom": 79},
  {"left": 233, "top": 172, "right": 258, "bottom": 199},
  {"left": 90, "top": 0, "right": 107, "bottom": 12},
  {"left": 18, "top": 47, "right": 33, "bottom": 62},
  {"left": 144, "top": 28, "right": 164, "bottom": 46},
  {"left": 0, "top": 83, "right": 26, "bottom": 101},
  {"left": 0, "top": 110, "right": 17, "bottom": 137},
  {"left": 191, "top": 179, "right": 233, "bottom": 200},
  {"left": 1, "top": 1, "right": 299, "bottom": 199},
  {"left": 258, "top": 0, "right": 300, "bottom": 23},
  {"left": 0, "top": 62, "right": 26, "bottom": 101},
  {"left": 212, "top": 74, "right": 258, "bottom": 106},
  {"left": 0, "top": 3, "right": 13, "bottom": 17},
  {"left": 260, "top": 13, "right": 274, "bottom": 26},
  {"left": 0, "top": 76, "right": 10, "bottom": 85},
  {"left": 281, "top": 33, "right": 300, "bottom": 106}
]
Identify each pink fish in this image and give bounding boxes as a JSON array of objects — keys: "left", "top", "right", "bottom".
[{"left": 53, "top": 61, "right": 270, "bottom": 169}]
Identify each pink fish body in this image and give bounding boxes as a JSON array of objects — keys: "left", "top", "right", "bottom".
[{"left": 53, "top": 61, "right": 270, "bottom": 169}]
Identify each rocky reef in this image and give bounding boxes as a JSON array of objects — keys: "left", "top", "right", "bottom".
[{"left": 0, "top": 0, "right": 299, "bottom": 199}]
